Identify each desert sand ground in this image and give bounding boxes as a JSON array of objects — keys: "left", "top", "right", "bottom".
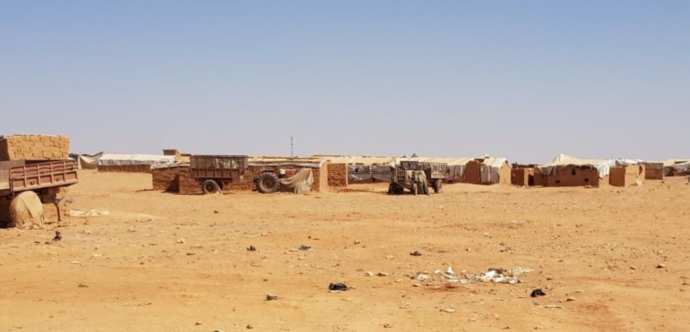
[{"left": 1, "top": 170, "right": 689, "bottom": 332}]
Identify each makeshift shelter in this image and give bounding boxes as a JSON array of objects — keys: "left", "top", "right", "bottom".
[
  {"left": 463, "top": 157, "right": 511, "bottom": 185},
  {"left": 610, "top": 164, "right": 645, "bottom": 187},
  {"left": 642, "top": 162, "right": 664, "bottom": 180},
  {"left": 97, "top": 154, "right": 175, "bottom": 173},
  {"left": 315, "top": 156, "right": 396, "bottom": 184},
  {"left": 70, "top": 152, "right": 103, "bottom": 170},
  {"left": 536, "top": 154, "right": 644, "bottom": 187},
  {"left": 536, "top": 154, "right": 612, "bottom": 187},
  {"left": 663, "top": 159, "right": 690, "bottom": 176}
]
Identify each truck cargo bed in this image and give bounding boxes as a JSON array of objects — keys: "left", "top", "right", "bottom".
[{"left": 0, "top": 160, "right": 78, "bottom": 196}]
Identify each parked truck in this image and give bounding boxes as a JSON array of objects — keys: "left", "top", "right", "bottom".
[
  {"left": 0, "top": 160, "right": 79, "bottom": 201},
  {"left": 189, "top": 155, "right": 250, "bottom": 194},
  {"left": 388, "top": 161, "right": 448, "bottom": 195}
]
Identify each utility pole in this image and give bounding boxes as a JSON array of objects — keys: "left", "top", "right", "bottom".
[{"left": 291, "top": 137, "right": 294, "bottom": 157}]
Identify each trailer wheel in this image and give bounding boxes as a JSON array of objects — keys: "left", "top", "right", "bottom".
[
  {"left": 202, "top": 180, "right": 221, "bottom": 195},
  {"left": 257, "top": 172, "right": 280, "bottom": 194},
  {"left": 411, "top": 183, "right": 418, "bottom": 196},
  {"left": 433, "top": 179, "right": 443, "bottom": 194}
]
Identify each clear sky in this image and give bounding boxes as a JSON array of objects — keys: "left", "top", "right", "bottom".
[{"left": 1, "top": 1, "right": 688, "bottom": 163}]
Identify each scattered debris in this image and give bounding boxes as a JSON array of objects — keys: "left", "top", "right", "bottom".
[
  {"left": 177, "top": 238, "right": 185, "bottom": 244},
  {"left": 329, "top": 283, "right": 349, "bottom": 291},
  {"left": 214, "top": 210, "right": 219, "bottom": 214},
  {"left": 364, "top": 272, "right": 374, "bottom": 277},
  {"left": 377, "top": 272, "right": 390, "bottom": 277},
  {"left": 69, "top": 209, "right": 109, "bottom": 217},
  {"left": 442, "top": 308, "right": 456, "bottom": 313},
  {"left": 399, "top": 303, "right": 411, "bottom": 309},
  {"left": 78, "top": 284, "right": 89, "bottom": 288},
  {"left": 52, "top": 231, "right": 62, "bottom": 242},
  {"left": 566, "top": 297, "right": 576, "bottom": 302},
  {"left": 530, "top": 289, "right": 546, "bottom": 298},
  {"left": 410, "top": 251, "right": 422, "bottom": 257},
  {"left": 247, "top": 246, "right": 257, "bottom": 252},
  {"left": 246, "top": 324, "right": 254, "bottom": 330},
  {"left": 630, "top": 266, "right": 638, "bottom": 271},
  {"left": 298, "top": 245, "right": 311, "bottom": 251},
  {"left": 354, "top": 240, "right": 361, "bottom": 244},
  {"left": 266, "top": 294, "right": 278, "bottom": 301},
  {"left": 544, "top": 304, "right": 563, "bottom": 309},
  {"left": 657, "top": 263, "right": 666, "bottom": 269},
  {"left": 383, "top": 323, "right": 392, "bottom": 328},
  {"left": 414, "top": 266, "right": 532, "bottom": 287}
]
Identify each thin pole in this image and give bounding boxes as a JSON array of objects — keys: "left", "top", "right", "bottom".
[{"left": 291, "top": 137, "right": 294, "bottom": 157}]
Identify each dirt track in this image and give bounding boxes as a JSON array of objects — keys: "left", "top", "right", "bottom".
[{"left": 1, "top": 171, "right": 689, "bottom": 332}]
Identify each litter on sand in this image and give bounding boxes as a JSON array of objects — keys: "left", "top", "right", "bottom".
[
  {"left": 413, "top": 266, "right": 532, "bottom": 286},
  {"left": 69, "top": 209, "right": 110, "bottom": 217}
]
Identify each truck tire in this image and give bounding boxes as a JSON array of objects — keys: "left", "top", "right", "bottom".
[
  {"left": 202, "top": 180, "right": 221, "bottom": 195},
  {"left": 433, "top": 179, "right": 443, "bottom": 194},
  {"left": 411, "top": 183, "right": 418, "bottom": 196},
  {"left": 257, "top": 172, "right": 280, "bottom": 194}
]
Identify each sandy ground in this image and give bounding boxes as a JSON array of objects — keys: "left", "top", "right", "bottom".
[{"left": 1, "top": 170, "right": 690, "bottom": 332}]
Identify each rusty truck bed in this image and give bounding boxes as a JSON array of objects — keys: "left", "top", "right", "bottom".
[{"left": 0, "top": 160, "right": 79, "bottom": 196}]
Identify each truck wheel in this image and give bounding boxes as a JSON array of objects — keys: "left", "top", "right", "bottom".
[
  {"left": 202, "top": 180, "right": 221, "bottom": 195},
  {"left": 257, "top": 172, "right": 280, "bottom": 194},
  {"left": 411, "top": 183, "right": 418, "bottom": 196},
  {"left": 433, "top": 179, "right": 443, "bottom": 194}
]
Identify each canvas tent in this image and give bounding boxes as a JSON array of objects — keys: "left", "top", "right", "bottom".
[{"left": 536, "top": 154, "right": 643, "bottom": 187}]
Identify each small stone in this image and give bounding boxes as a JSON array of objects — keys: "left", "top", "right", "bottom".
[
  {"left": 442, "top": 308, "right": 456, "bottom": 313},
  {"left": 266, "top": 294, "right": 278, "bottom": 301},
  {"left": 246, "top": 324, "right": 253, "bottom": 329},
  {"left": 354, "top": 240, "right": 361, "bottom": 244},
  {"left": 630, "top": 266, "right": 638, "bottom": 271},
  {"left": 214, "top": 210, "right": 219, "bottom": 214},
  {"left": 377, "top": 272, "right": 389, "bottom": 277},
  {"left": 657, "top": 263, "right": 666, "bottom": 269},
  {"left": 364, "top": 272, "right": 374, "bottom": 277},
  {"left": 383, "top": 323, "right": 392, "bottom": 328},
  {"left": 195, "top": 322, "right": 202, "bottom": 326},
  {"left": 177, "top": 239, "right": 185, "bottom": 244},
  {"left": 566, "top": 297, "right": 576, "bottom": 302}
]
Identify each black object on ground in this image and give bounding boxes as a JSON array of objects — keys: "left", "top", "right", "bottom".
[
  {"left": 530, "top": 289, "right": 546, "bottom": 297},
  {"left": 409, "top": 251, "right": 422, "bottom": 257},
  {"left": 266, "top": 294, "right": 278, "bottom": 301},
  {"left": 329, "top": 283, "right": 348, "bottom": 291},
  {"left": 247, "top": 245, "right": 257, "bottom": 251},
  {"left": 53, "top": 231, "right": 62, "bottom": 242},
  {"left": 299, "top": 245, "right": 311, "bottom": 251}
]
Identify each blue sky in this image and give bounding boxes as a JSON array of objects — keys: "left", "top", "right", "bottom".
[{"left": 1, "top": 1, "right": 688, "bottom": 163}]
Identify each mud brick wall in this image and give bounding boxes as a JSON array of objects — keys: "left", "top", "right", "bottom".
[
  {"left": 327, "top": 163, "right": 348, "bottom": 187},
  {"left": 544, "top": 167, "right": 605, "bottom": 187},
  {"left": 312, "top": 166, "right": 328, "bottom": 192},
  {"left": 498, "top": 164, "right": 512, "bottom": 185},
  {"left": 152, "top": 166, "right": 181, "bottom": 192},
  {"left": 511, "top": 168, "right": 530, "bottom": 186},
  {"left": 178, "top": 167, "right": 202, "bottom": 195},
  {"left": 463, "top": 161, "right": 482, "bottom": 184},
  {"left": 643, "top": 162, "right": 663, "bottom": 180},
  {"left": 98, "top": 165, "right": 152, "bottom": 173},
  {"left": 227, "top": 167, "right": 260, "bottom": 191},
  {"left": 0, "top": 135, "right": 70, "bottom": 161},
  {"left": 610, "top": 165, "right": 645, "bottom": 187}
]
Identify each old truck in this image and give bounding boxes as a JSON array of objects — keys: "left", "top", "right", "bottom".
[
  {"left": 189, "top": 155, "right": 317, "bottom": 194},
  {"left": 189, "top": 155, "right": 250, "bottom": 194},
  {"left": 388, "top": 161, "right": 448, "bottom": 195},
  {"left": 0, "top": 160, "right": 79, "bottom": 201}
]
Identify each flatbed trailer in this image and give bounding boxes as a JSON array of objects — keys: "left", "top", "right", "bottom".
[{"left": 0, "top": 160, "right": 78, "bottom": 198}]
